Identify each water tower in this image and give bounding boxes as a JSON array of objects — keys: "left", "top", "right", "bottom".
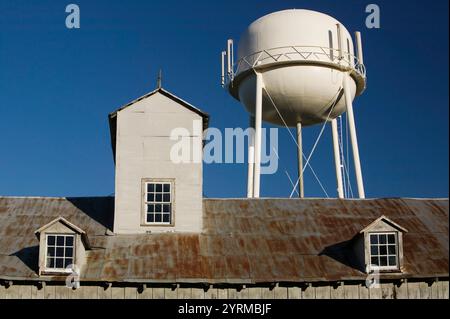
[{"left": 221, "top": 9, "right": 367, "bottom": 199}]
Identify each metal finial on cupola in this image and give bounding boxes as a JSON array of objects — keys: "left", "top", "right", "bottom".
[{"left": 157, "top": 69, "right": 162, "bottom": 89}]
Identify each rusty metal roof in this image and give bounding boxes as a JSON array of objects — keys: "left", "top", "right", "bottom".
[{"left": 0, "top": 196, "right": 448, "bottom": 284}]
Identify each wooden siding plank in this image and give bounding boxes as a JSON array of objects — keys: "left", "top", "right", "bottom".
[
  {"left": 124, "top": 287, "right": 137, "bottom": 299},
  {"left": 344, "top": 284, "right": 360, "bottom": 299},
  {"left": 31, "top": 285, "right": 45, "bottom": 299},
  {"left": 419, "top": 282, "right": 431, "bottom": 299},
  {"left": 44, "top": 285, "right": 56, "bottom": 299},
  {"left": 111, "top": 287, "right": 125, "bottom": 299},
  {"left": 330, "top": 285, "right": 344, "bottom": 299},
  {"left": 4, "top": 285, "right": 20, "bottom": 299},
  {"left": 261, "top": 287, "right": 274, "bottom": 299},
  {"left": 393, "top": 282, "right": 408, "bottom": 299},
  {"left": 359, "top": 284, "right": 370, "bottom": 299},
  {"left": 18, "top": 285, "right": 32, "bottom": 299},
  {"left": 205, "top": 288, "right": 218, "bottom": 299},
  {"left": 83, "top": 286, "right": 99, "bottom": 299},
  {"left": 98, "top": 286, "right": 112, "bottom": 299},
  {"left": 152, "top": 287, "right": 165, "bottom": 299},
  {"left": 273, "top": 286, "right": 288, "bottom": 299},
  {"left": 302, "top": 286, "right": 315, "bottom": 299},
  {"left": 287, "top": 287, "right": 301, "bottom": 299},
  {"left": 381, "top": 283, "right": 394, "bottom": 299},
  {"left": 191, "top": 288, "right": 205, "bottom": 299},
  {"left": 441, "top": 280, "right": 449, "bottom": 299},
  {"left": 430, "top": 281, "right": 440, "bottom": 299},
  {"left": 54, "top": 285, "right": 70, "bottom": 299},
  {"left": 237, "top": 288, "right": 249, "bottom": 299},
  {"left": 217, "top": 288, "right": 228, "bottom": 299},
  {"left": 164, "top": 287, "right": 178, "bottom": 299},
  {"left": 368, "top": 286, "right": 382, "bottom": 299},
  {"left": 137, "top": 287, "right": 153, "bottom": 299},
  {"left": 247, "top": 287, "right": 262, "bottom": 299},
  {"left": 407, "top": 282, "right": 421, "bottom": 299},
  {"left": 315, "top": 286, "right": 331, "bottom": 299},
  {"left": 177, "top": 288, "right": 192, "bottom": 299}
]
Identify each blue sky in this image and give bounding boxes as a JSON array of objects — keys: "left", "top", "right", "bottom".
[{"left": 0, "top": 0, "right": 448, "bottom": 199}]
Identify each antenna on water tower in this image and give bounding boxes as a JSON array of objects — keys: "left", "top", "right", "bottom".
[{"left": 221, "top": 9, "right": 367, "bottom": 199}]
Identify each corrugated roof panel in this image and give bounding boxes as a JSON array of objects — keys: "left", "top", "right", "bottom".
[{"left": 0, "top": 197, "right": 447, "bottom": 284}]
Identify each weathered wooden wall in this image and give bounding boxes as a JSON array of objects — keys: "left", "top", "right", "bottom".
[{"left": 0, "top": 280, "right": 448, "bottom": 299}]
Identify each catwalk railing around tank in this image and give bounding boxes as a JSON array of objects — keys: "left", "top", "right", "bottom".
[{"left": 223, "top": 45, "right": 366, "bottom": 87}]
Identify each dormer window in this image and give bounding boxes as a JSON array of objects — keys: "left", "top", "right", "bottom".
[
  {"left": 45, "top": 234, "right": 75, "bottom": 271},
  {"left": 35, "top": 217, "right": 90, "bottom": 276},
  {"left": 359, "top": 215, "right": 408, "bottom": 274},
  {"left": 369, "top": 232, "right": 398, "bottom": 270},
  {"left": 142, "top": 179, "right": 174, "bottom": 225}
]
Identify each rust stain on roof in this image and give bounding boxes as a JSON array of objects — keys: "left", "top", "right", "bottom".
[{"left": 0, "top": 196, "right": 448, "bottom": 284}]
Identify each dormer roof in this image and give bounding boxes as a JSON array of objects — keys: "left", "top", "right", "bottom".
[
  {"left": 34, "top": 216, "right": 90, "bottom": 248},
  {"left": 360, "top": 215, "right": 409, "bottom": 234},
  {"left": 108, "top": 87, "right": 209, "bottom": 161}
]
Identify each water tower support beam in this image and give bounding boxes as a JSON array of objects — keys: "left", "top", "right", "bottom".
[
  {"left": 247, "top": 116, "right": 255, "bottom": 198},
  {"left": 331, "top": 118, "right": 344, "bottom": 198},
  {"left": 253, "top": 72, "right": 263, "bottom": 198},
  {"left": 296, "top": 122, "right": 305, "bottom": 198},
  {"left": 343, "top": 74, "right": 365, "bottom": 199}
]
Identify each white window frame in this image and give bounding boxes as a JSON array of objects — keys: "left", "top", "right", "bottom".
[
  {"left": 44, "top": 234, "right": 76, "bottom": 273},
  {"left": 142, "top": 179, "right": 174, "bottom": 226},
  {"left": 368, "top": 232, "right": 399, "bottom": 271}
]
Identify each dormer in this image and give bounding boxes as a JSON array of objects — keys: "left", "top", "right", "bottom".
[
  {"left": 109, "top": 87, "right": 209, "bottom": 234},
  {"left": 356, "top": 215, "right": 408, "bottom": 274},
  {"left": 35, "top": 217, "right": 90, "bottom": 276}
]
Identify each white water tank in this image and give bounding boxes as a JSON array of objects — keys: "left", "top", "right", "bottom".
[{"left": 229, "top": 9, "right": 366, "bottom": 127}]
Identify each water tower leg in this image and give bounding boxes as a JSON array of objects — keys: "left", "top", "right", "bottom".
[
  {"left": 343, "top": 74, "right": 366, "bottom": 199},
  {"left": 296, "top": 122, "right": 305, "bottom": 198},
  {"left": 253, "top": 72, "right": 263, "bottom": 198},
  {"left": 247, "top": 116, "right": 255, "bottom": 198},
  {"left": 331, "top": 118, "right": 344, "bottom": 198}
]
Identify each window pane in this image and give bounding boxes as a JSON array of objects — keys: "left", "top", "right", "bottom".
[
  {"left": 163, "top": 214, "right": 170, "bottom": 223},
  {"left": 379, "top": 245, "right": 387, "bottom": 255},
  {"left": 147, "top": 204, "right": 154, "bottom": 213},
  {"left": 379, "top": 256, "right": 388, "bottom": 266},
  {"left": 65, "top": 247, "right": 73, "bottom": 258},
  {"left": 55, "top": 258, "right": 64, "bottom": 268},
  {"left": 47, "top": 247, "right": 55, "bottom": 257},
  {"left": 163, "top": 204, "right": 170, "bottom": 213},
  {"left": 64, "top": 258, "right": 73, "bottom": 268},
  {"left": 147, "top": 194, "right": 154, "bottom": 202},
  {"left": 370, "top": 235, "right": 378, "bottom": 245},
  {"left": 163, "top": 194, "right": 170, "bottom": 202},
  {"left": 147, "top": 214, "right": 154, "bottom": 223},
  {"left": 155, "top": 214, "right": 162, "bottom": 222},
  {"left": 388, "top": 256, "right": 397, "bottom": 266},
  {"left": 65, "top": 236, "right": 74, "bottom": 247},
  {"left": 155, "top": 204, "right": 162, "bottom": 212},
  {"left": 163, "top": 184, "right": 170, "bottom": 192},
  {"left": 56, "top": 247, "right": 64, "bottom": 257},
  {"left": 57, "top": 236, "right": 65, "bottom": 246},
  {"left": 47, "top": 258, "right": 55, "bottom": 268},
  {"left": 147, "top": 184, "right": 154, "bottom": 192},
  {"left": 155, "top": 194, "right": 162, "bottom": 202},
  {"left": 379, "top": 235, "right": 387, "bottom": 244},
  {"left": 156, "top": 184, "right": 162, "bottom": 192},
  {"left": 47, "top": 236, "right": 55, "bottom": 246},
  {"left": 370, "top": 245, "right": 378, "bottom": 256},
  {"left": 371, "top": 257, "right": 378, "bottom": 266},
  {"left": 388, "top": 245, "right": 396, "bottom": 254},
  {"left": 388, "top": 234, "right": 396, "bottom": 244}
]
